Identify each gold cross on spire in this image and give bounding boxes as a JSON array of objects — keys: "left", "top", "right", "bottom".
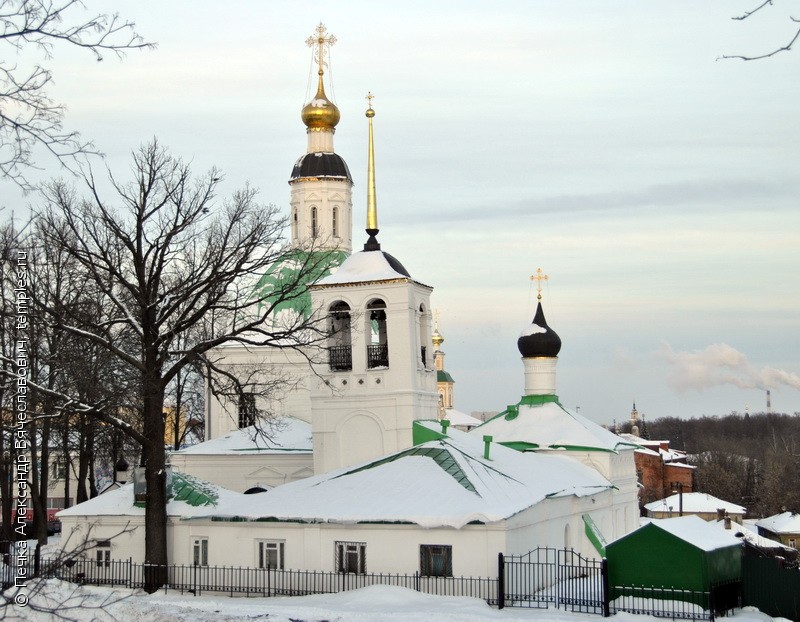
[
  {"left": 433, "top": 308, "right": 441, "bottom": 329},
  {"left": 306, "top": 23, "right": 336, "bottom": 75},
  {"left": 366, "top": 91, "right": 374, "bottom": 111},
  {"left": 530, "top": 268, "right": 549, "bottom": 301}
]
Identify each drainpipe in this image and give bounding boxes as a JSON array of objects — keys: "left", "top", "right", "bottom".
[{"left": 483, "top": 435, "right": 493, "bottom": 460}]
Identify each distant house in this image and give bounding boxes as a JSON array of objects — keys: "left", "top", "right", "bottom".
[
  {"left": 756, "top": 512, "right": 800, "bottom": 550},
  {"left": 618, "top": 431, "right": 695, "bottom": 506},
  {"left": 644, "top": 492, "right": 746, "bottom": 524}
]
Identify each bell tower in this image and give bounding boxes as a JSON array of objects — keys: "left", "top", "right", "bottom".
[
  {"left": 308, "top": 96, "right": 439, "bottom": 475},
  {"left": 289, "top": 23, "right": 353, "bottom": 253}
]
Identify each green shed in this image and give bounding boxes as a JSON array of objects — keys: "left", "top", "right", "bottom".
[{"left": 606, "top": 516, "right": 742, "bottom": 607}]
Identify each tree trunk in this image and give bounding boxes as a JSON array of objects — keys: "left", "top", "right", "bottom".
[{"left": 142, "top": 374, "right": 168, "bottom": 593}]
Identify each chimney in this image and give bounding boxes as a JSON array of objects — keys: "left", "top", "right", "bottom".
[
  {"left": 724, "top": 515, "right": 732, "bottom": 530},
  {"left": 440, "top": 419, "right": 450, "bottom": 435},
  {"left": 716, "top": 508, "right": 725, "bottom": 521},
  {"left": 483, "top": 435, "right": 493, "bottom": 460}
]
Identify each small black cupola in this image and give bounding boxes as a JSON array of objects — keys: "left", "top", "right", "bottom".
[{"left": 517, "top": 302, "right": 562, "bottom": 358}]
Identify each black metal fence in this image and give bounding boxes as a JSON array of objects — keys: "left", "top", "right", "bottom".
[
  {"left": 14, "top": 557, "right": 497, "bottom": 601},
  {"left": 5, "top": 549, "right": 742, "bottom": 621}
]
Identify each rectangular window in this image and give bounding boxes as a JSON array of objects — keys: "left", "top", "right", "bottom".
[
  {"left": 51, "top": 461, "right": 67, "bottom": 480},
  {"left": 335, "top": 541, "right": 366, "bottom": 574},
  {"left": 789, "top": 538, "right": 797, "bottom": 549},
  {"left": 257, "top": 540, "right": 285, "bottom": 569},
  {"left": 420, "top": 544, "right": 452, "bottom": 577},
  {"left": 238, "top": 393, "right": 256, "bottom": 429},
  {"left": 96, "top": 541, "right": 111, "bottom": 568},
  {"left": 192, "top": 537, "right": 208, "bottom": 567}
]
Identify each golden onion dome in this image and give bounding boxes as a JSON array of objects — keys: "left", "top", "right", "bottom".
[
  {"left": 301, "top": 73, "right": 340, "bottom": 130},
  {"left": 432, "top": 328, "right": 444, "bottom": 348}
]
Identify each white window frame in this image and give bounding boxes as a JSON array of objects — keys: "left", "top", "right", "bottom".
[
  {"left": 257, "top": 540, "right": 285, "bottom": 570},
  {"left": 335, "top": 540, "right": 366, "bottom": 574},
  {"left": 192, "top": 537, "right": 208, "bottom": 567},
  {"left": 95, "top": 541, "right": 111, "bottom": 568}
]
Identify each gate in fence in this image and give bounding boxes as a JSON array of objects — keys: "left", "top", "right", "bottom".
[{"left": 498, "top": 547, "right": 607, "bottom": 615}]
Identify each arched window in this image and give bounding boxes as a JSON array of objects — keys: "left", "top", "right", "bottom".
[
  {"left": 366, "top": 299, "right": 388, "bottom": 368},
  {"left": 332, "top": 206, "right": 339, "bottom": 238},
  {"left": 311, "top": 206, "right": 318, "bottom": 238},
  {"left": 328, "top": 301, "right": 352, "bottom": 371},
  {"left": 292, "top": 209, "right": 298, "bottom": 240},
  {"left": 418, "top": 303, "right": 429, "bottom": 367}
]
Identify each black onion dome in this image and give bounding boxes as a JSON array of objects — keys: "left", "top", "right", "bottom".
[
  {"left": 290, "top": 152, "right": 352, "bottom": 182},
  {"left": 517, "top": 302, "right": 562, "bottom": 358}
]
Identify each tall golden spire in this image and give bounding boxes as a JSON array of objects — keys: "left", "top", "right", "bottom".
[{"left": 364, "top": 91, "right": 380, "bottom": 251}]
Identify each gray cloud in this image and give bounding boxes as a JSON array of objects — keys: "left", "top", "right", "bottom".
[{"left": 659, "top": 342, "right": 800, "bottom": 393}]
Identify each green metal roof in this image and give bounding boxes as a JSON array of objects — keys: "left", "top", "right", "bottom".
[
  {"left": 169, "top": 472, "right": 219, "bottom": 507},
  {"left": 253, "top": 249, "right": 349, "bottom": 319},
  {"left": 437, "top": 370, "right": 455, "bottom": 383}
]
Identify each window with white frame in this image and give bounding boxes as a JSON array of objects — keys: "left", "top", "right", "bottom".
[
  {"left": 192, "top": 537, "right": 208, "bottom": 567},
  {"left": 95, "top": 540, "right": 111, "bottom": 568},
  {"left": 335, "top": 541, "right": 366, "bottom": 574},
  {"left": 789, "top": 538, "right": 797, "bottom": 549},
  {"left": 257, "top": 540, "right": 285, "bottom": 569},
  {"left": 420, "top": 544, "right": 452, "bottom": 577}
]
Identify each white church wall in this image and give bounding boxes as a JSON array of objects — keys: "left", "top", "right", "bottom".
[
  {"left": 60, "top": 515, "right": 145, "bottom": 564},
  {"left": 206, "top": 345, "right": 313, "bottom": 440},
  {"left": 168, "top": 520, "right": 507, "bottom": 577},
  {"left": 167, "top": 455, "right": 313, "bottom": 493}
]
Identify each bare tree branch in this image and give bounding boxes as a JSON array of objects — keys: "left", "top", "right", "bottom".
[{"left": 0, "top": 0, "right": 154, "bottom": 190}]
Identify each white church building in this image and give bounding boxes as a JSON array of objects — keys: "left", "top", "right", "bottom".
[{"left": 58, "top": 25, "right": 639, "bottom": 579}]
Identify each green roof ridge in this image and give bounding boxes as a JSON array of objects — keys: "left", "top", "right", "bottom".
[
  {"left": 477, "top": 394, "right": 561, "bottom": 427},
  {"left": 333, "top": 443, "right": 477, "bottom": 493}
]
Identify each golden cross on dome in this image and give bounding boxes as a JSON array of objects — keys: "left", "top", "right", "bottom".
[
  {"left": 433, "top": 308, "right": 441, "bottom": 328},
  {"left": 530, "top": 268, "right": 549, "bottom": 301},
  {"left": 366, "top": 91, "right": 375, "bottom": 110},
  {"left": 306, "top": 23, "right": 336, "bottom": 75}
]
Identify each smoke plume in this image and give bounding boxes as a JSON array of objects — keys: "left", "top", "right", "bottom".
[{"left": 660, "top": 342, "right": 800, "bottom": 393}]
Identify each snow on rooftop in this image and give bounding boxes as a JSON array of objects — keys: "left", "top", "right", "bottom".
[
  {"left": 315, "top": 251, "right": 408, "bottom": 286},
  {"left": 756, "top": 511, "right": 800, "bottom": 534},
  {"left": 442, "top": 408, "right": 482, "bottom": 427},
  {"left": 173, "top": 419, "right": 312, "bottom": 456},
  {"left": 644, "top": 492, "right": 746, "bottom": 515},
  {"left": 637, "top": 516, "right": 742, "bottom": 552},
  {"left": 714, "top": 519, "right": 796, "bottom": 551},
  {"left": 62, "top": 425, "right": 613, "bottom": 529},
  {"left": 476, "top": 398, "right": 636, "bottom": 453}
]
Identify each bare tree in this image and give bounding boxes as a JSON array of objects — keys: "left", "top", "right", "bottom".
[
  {"left": 721, "top": 0, "right": 800, "bottom": 60},
  {"left": 0, "top": 0, "right": 153, "bottom": 190},
  {"left": 31, "top": 140, "right": 332, "bottom": 592}
]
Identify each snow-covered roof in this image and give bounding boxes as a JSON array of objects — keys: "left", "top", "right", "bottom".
[
  {"left": 644, "top": 492, "right": 746, "bottom": 515},
  {"left": 314, "top": 250, "right": 427, "bottom": 287},
  {"left": 618, "top": 516, "right": 741, "bottom": 552},
  {"left": 475, "top": 395, "right": 637, "bottom": 453},
  {"left": 756, "top": 511, "right": 800, "bottom": 535},
  {"left": 58, "top": 472, "right": 242, "bottom": 519},
  {"left": 442, "top": 409, "right": 482, "bottom": 428},
  {"left": 61, "top": 425, "right": 614, "bottom": 529},
  {"left": 172, "top": 419, "right": 312, "bottom": 456},
  {"left": 714, "top": 520, "right": 795, "bottom": 551}
]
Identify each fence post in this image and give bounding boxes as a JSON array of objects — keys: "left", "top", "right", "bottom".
[
  {"left": 601, "top": 558, "right": 610, "bottom": 617},
  {"left": 709, "top": 585, "right": 715, "bottom": 622},
  {"left": 497, "top": 552, "right": 505, "bottom": 610},
  {"left": 415, "top": 570, "right": 420, "bottom": 592}
]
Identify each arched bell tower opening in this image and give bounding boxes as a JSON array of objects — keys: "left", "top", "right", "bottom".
[
  {"left": 328, "top": 301, "right": 352, "bottom": 371},
  {"left": 366, "top": 299, "right": 388, "bottom": 368}
]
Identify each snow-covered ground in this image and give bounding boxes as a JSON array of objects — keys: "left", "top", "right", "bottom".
[{"left": 6, "top": 580, "right": 787, "bottom": 622}]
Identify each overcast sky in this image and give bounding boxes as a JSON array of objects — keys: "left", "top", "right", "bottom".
[{"left": 3, "top": 1, "right": 799, "bottom": 425}]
